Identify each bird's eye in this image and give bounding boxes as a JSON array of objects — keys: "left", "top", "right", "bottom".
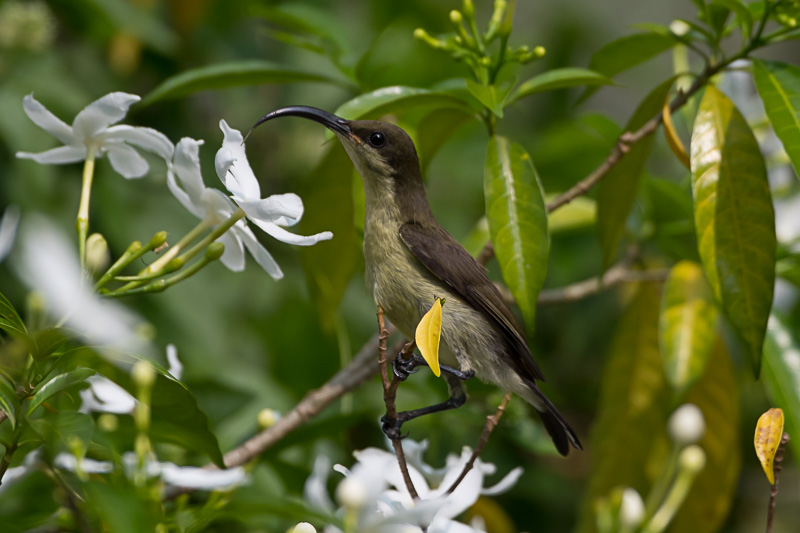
[{"left": 368, "top": 132, "right": 386, "bottom": 147}]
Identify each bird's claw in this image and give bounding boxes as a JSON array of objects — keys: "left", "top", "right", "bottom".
[
  {"left": 380, "top": 415, "right": 409, "bottom": 440},
  {"left": 392, "top": 353, "right": 422, "bottom": 381}
]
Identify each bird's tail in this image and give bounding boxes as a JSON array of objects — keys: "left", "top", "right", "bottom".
[{"left": 524, "top": 380, "right": 582, "bottom": 456}]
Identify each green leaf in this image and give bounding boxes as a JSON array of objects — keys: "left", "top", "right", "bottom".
[
  {"left": 465, "top": 80, "right": 514, "bottom": 118},
  {"left": 659, "top": 261, "right": 718, "bottom": 396},
  {"left": 28, "top": 411, "right": 94, "bottom": 456},
  {"left": 0, "top": 292, "right": 25, "bottom": 335},
  {"left": 150, "top": 369, "right": 226, "bottom": 468},
  {"left": 753, "top": 60, "right": 800, "bottom": 179},
  {"left": 712, "top": 0, "right": 753, "bottom": 40},
  {"left": 298, "top": 144, "right": 362, "bottom": 331},
  {"left": 763, "top": 314, "right": 800, "bottom": 468},
  {"left": 597, "top": 77, "right": 675, "bottom": 271},
  {"left": 484, "top": 136, "right": 549, "bottom": 336},
  {"left": 333, "top": 86, "right": 471, "bottom": 121},
  {"left": 671, "top": 338, "right": 741, "bottom": 533},
  {"left": 577, "top": 284, "right": 670, "bottom": 533},
  {"left": 0, "top": 470, "right": 59, "bottom": 532},
  {"left": 31, "top": 327, "right": 70, "bottom": 360},
  {"left": 92, "top": 0, "right": 177, "bottom": 55},
  {"left": 85, "top": 479, "right": 161, "bottom": 533},
  {"left": 581, "top": 33, "right": 676, "bottom": 101},
  {"left": 0, "top": 375, "right": 19, "bottom": 429},
  {"left": 417, "top": 108, "right": 475, "bottom": 171},
  {"left": 508, "top": 68, "right": 613, "bottom": 103},
  {"left": 547, "top": 196, "right": 597, "bottom": 234},
  {"left": 142, "top": 61, "right": 343, "bottom": 105},
  {"left": 690, "top": 85, "right": 776, "bottom": 375},
  {"left": 27, "top": 368, "right": 95, "bottom": 416}
]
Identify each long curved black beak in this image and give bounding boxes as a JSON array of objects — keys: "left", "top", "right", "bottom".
[{"left": 245, "top": 106, "right": 351, "bottom": 143}]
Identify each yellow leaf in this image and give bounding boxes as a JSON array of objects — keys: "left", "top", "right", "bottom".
[
  {"left": 663, "top": 102, "right": 690, "bottom": 169},
  {"left": 754, "top": 407, "right": 785, "bottom": 484},
  {"left": 415, "top": 298, "right": 444, "bottom": 377}
]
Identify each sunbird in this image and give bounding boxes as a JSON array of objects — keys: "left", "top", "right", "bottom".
[{"left": 252, "top": 107, "right": 581, "bottom": 455}]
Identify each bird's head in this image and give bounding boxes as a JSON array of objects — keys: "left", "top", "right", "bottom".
[{"left": 249, "top": 106, "right": 428, "bottom": 216}]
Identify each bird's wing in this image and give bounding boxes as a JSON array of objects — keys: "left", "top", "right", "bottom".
[{"left": 399, "top": 222, "right": 545, "bottom": 382}]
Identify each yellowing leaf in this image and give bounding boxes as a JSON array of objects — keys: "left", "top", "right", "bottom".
[
  {"left": 416, "top": 298, "right": 444, "bottom": 377},
  {"left": 663, "top": 102, "right": 690, "bottom": 169},
  {"left": 754, "top": 407, "right": 785, "bottom": 485}
]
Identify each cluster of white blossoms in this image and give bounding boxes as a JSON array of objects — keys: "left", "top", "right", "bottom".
[{"left": 302, "top": 439, "right": 522, "bottom": 533}]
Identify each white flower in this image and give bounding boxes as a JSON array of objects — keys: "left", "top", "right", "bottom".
[
  {"left": 166, "top": 343, "right": 183, "bottom": 380},
  {"left": 668, "top": 404, "right": 706, "bottom": 446},
  {"left": 304, "top": 439, "right": 521, "bottom": 533},
  {"left": 291, "top": 523, "right": 317, "bottom": 533},
  {"left": 619, "top": 488, "right": 645, "bottom": 528},
  {"left": 167, "top": 137, "right": 286, "bottom": 277},
  {"left": 16, "top": 92, "right": 173, "bottom": 179},
  {"left": 0, "top": 205, "right": 20, "bottom": 262},
  {"left": 14, "top": 215, "right": 148, "bottom": 353},
  {"left": 53, "top": 451, "right": 248, "bottom": 491},
  {"left": 214, "top": 120, "right": 333, "bottom": 247},
  {"left": 80, "top": 375, "right": 136, "bottom": 414}
]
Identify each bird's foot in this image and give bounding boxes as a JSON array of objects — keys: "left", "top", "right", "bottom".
[
  {"left": 380, "top": 415, "right": 409, "bottom": 440},
  {"left": 439, "top": 364, "right": 475, "bottom": 381},
  {"left": 392, "top": 353, "right": 425, "bottom": 381}
]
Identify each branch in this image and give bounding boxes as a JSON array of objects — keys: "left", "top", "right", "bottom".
[
  {"left": 766, "top": 432, "right": 790, "bottom": 533},
  {"left": 446, "top": 393, "right": 511, "bottom": 495},
  {"left": 537, "top": 265, "right": 669, "bottom": 305},
  {"left": 377, "top": 306, "right": 420, "bottom": 500},
  {"left": 221, "top": 325, "right": 394, "bottom": 468}
]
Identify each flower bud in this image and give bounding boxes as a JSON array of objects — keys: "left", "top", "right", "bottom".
[
  {"left": 85, "top": 233, "right": 109, "bottom": 273},
  {"left": 449, "top": 10, "right": 462, "bottom": 25},
  {"left": 98, "top": 413, "right": 119, "bottom": 432},
  {"left": 205, "top": 241, "right": 225, "bottom": 260},
  {"left": 290, "top": 523, "right": 316, "bottom": 533},
  {"left": 414, "top": 28, "right": 446, "bottom": 50},
  {"left": 148, "top": 231, "right": 168, "bottom": 250},
  {"left": 132, "top": 360, "right": 156, "bottom": 390},
  {"left": 533, "top": 45, "right": 546, "bottom": 58},
  {"left": 462, "top": 0, "right": 475, "bottom": 18},
  {"left": 679, "top": 444, "right": 706, "bottom": 473},
  {"left": 336, "top": 476, "right": 367, "bottom": 509},
  {"left": 668, "top": 404, "right": 705, "bottom": 446},
  {"left": 669, "top": 19, "right": 691, "bottom": 36},
  {"left": 257, "top": 408, "right": 280, "bottom": 429},
  {"left": 619, "top": 488, "right": 645, "bottom": 528}
]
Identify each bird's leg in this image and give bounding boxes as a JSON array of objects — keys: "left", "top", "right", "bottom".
[
  {"left": 381, "top": 392, "right": 467, "bottom": 440},
  {"left": 392, "top": 352, "right": 476, "bottom": 381}
]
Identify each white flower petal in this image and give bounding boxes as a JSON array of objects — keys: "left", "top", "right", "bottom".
[
  {"left": 0, "top": 205, "right": 21, "bottom": 262},
  {"left": 54, "top": 453, "right": 114, "bottom": 474},
  {"left": 72, "top": 92, "right": 140, "bottom": 140},
  {"left": 237, "top": 193, "right": 304, "bottom": 226},
  {"left": 80, "top": 375, "right": 136, "bottom": 414},
  {"left": 15, "top": 216, "right": 147, "bottom": 353},
  {"left": 105, "top": 142, "right": 149, "bottom": 179},
  {"left": 428, "top": 519, "right": 484, "bottom": 533},
  {"left": 17, "top": 144, "right": 87, "bottom": 164},
  {"left": 101, "top": 125, "right": 174, "bottom": 161},
  {"left": 22, "top": 94, "right": 76, "bottom": 145},
  {"left": 158, "top": 463, "right": 247, "bottom": 490},
  {"left": 217, "top": 230, "right": 245, "bottom": 272},
  {"left": 250, "top": 218, "right": 333, "bottom": 246},
  {"left": 202, "top": 188, "right": 237, "bottom": 224},
  {"left": 170, "top": 138, "right": 207, "bottom": 204},
  {"left": 215, "top": 119, "right": 261, "bottom": 200},
  {"left": 166, "top": 344, "right": 182, "bottom": 381},
  {"left": 480, "top": 466, "right": 522, "bottom": 496},
  {"left": 429, "top": 449, "right": 484, "bottom": 520},
  {"left": 305, "top": 455, "right": 335, "bottom": 512},
  {"left": 167, "top": 168, "right": 205, "bottom": 220},
  {"left": 235, "top": 225, "right": 284, "bottom": 279}
]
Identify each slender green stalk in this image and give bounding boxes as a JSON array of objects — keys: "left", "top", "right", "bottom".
[
  {"left": 641, "top": 446, "right": 705, "bottom": 533},
  {"left": 175, "top": 209, "right": 245, "bottom": 266},
  {"left": 142, "top": 218, "right": 211, "bottom": 276},
  {"left": 643, "top": 447, "right": 679, "bottom": 520},
  {"left": 76, "top": 145, "right": 97, "bottom": 271},
  {"left": 107, "top": 242, "right": 225, "bottom": 297},
  {"left": 95, "top": 232, "right": 168, "bottom": 290}
]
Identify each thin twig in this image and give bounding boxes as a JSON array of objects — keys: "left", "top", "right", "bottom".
[
  {"left": 766, "top": 432, "right": 790, "bottom": 533},
  {"left": 377, "top": 306, "right": 420, "bottom": 500},
  {"left": 221, "top": 326, "right": 394, "bottom": 469},
  {"left": 446, "top": 393, "right": 511, "bottom": 495},
  {"left": 537, "top": 266, "right": 669, "bottom": 305}
]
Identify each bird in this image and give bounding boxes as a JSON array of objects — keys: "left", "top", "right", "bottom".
[{"left": 250, "top": 106, "right": 581, "bottom": 455}]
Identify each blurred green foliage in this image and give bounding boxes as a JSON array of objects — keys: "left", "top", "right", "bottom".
[{"left": 1, "top": 0, "right": 800, "bottom": 532}]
